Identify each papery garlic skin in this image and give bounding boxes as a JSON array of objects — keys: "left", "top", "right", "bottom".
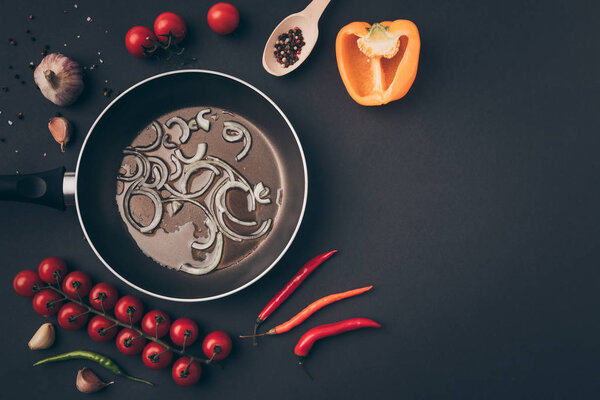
[
  {"left": 76, "top": 368, "right": 113, "bottom": 393},
  {"left": 28, "top": 322, "right": 55, "bottom": 350},
  {"left": 34, "top": 53, "right": 84, "bottom": 106}
]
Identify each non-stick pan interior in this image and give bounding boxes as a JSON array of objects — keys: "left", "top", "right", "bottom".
[{"left": 76, "top": 71, "right": 306, "bottom": 301}]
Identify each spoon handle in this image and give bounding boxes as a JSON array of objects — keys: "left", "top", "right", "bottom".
[{"left": 303, "top": 0, "right": 331, "bottom": 22}]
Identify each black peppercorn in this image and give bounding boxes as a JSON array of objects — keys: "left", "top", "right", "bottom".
[{"left": 273, "top": 27, "right": 305, "bottom": 68}]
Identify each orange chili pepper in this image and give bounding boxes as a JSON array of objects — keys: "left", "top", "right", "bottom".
[
  {"left": 242, "top": 286, "right": 373, "bottom": 338},
  {"left": 336, "top": 20, "right": 420, "bottom": 106}
]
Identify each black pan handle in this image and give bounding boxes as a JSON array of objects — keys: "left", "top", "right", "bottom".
[{"left": 0, "top": 167, "right": 67, "bottom": 210}]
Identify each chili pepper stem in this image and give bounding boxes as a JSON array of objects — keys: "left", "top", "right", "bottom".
[
  {"left": 252, "top": 318, "right": 263, "bottom": 346},
  {"left": 297, "top": 357, "right": 313, "bottom": 381},
  {"left": 239, "top": 332, "right": 270, "bottom": 339}
]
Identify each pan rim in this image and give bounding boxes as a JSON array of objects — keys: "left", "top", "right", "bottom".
[{"left": 75, "top": 69, "right": 308, "bottom": 302}]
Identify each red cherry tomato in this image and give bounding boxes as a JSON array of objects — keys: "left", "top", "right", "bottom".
[
  {"left": 87, "top": 315, "right": 118, "bottom": 342},
  {"left": 202, "top": 331, "right": 232, "bottom": 361},
  {"left": 171, "top": 356, "right": 202, "bottom": 387},
  {"left": 116, "top": 328, "right": 147, "bottom": 355},
  {"left": 207, "top": 2, "right": 239, "bottom": 35},
  {"left": 32, "top": 289, "right": 64, "bottom": 317},
  {"left": 153, "top": 12, "right": 186, "bottom": 43},
  {"left": 114, "top": 295, "right": 144, "bottom": 324},
  {"left": 141, "top": 310, "right": 171, "bottom": 339},
  {"left": 13, "top": 270, "right": 43, "bottom": 297},
  {"left": 170, "top": 318, "right": 199, "bottom": 347},
  {"left": 125, "top": 26, "right": 157, "bottom": 58},
  {"left": 57, "top": 302, "right": 89, "bottom": 330},
  {"left": 38, "top": 257, "right": 68, "bottom": 284},
  {"left": 89, "top": 282, "right": 118, "bottom": 311},
  {"left": 61, "top": 271, "right": 92, "bottom": 299},
  {"left": 142, "top": 342, "right": 173, "bottom": 370}
]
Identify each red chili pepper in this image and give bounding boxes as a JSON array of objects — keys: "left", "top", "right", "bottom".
[
  {"left": 252, "top": 250, "right": 338, "bottom": 345},
  {"left": 293, "top": 317, "right": 381, "bottom": 379},
  {"left": 242, "top": 286, "right": 372, "bottom": 339}
]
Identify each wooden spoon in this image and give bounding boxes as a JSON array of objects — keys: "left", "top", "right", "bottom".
[{"left": 262, "top": 0, "right": 331, "bottom": 76}]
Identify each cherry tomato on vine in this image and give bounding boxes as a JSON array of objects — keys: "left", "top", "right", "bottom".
[
  {"left": 61, "top": 271, "right": 92, "bottom": 299},
  {"left": 89, "top": 282, "right": 118, "bottom": 311},
  {"left": 170, "top": 318, "right": 199, "bottom": 347},
  {"left": 125, "top": 26, "right": 157, "bottom": 58},
  {"left": 142, "top": 342, "right": 173, "bottom": 370},
  {"left": 116, "top": 328, "right": 147, "bottom": 355},
  {"left": 13, "top": 270, "right": 43, "bottom": 297},
  {"left": 38, "top": 257, "right": 68, "bottom": 284},
  {"left": 172, "top": 356, "right": 202, "bottom": 387},
  {"left": 202, "top": 331, "right": 232, "bottom": 361},
  {"left": 87, "top": 315, "right": 118, "bottom": 342},
  {"left": 207, "top": 2, "right": 239, "bottom": 35},
  {"left": 154, "top": 12, "right": 186, "bottom": 44},
  {"left": 114, "top": 295, "right": 144, "bottom": 324},
  {"left": 57, "top": 302, "right": 89, "bottom": 331},
  {"left": 32, "top": 289, "right": 64, "bottom": 317},
  {"left": 141, "top": 310, "right": 171, "bottom": 338}
]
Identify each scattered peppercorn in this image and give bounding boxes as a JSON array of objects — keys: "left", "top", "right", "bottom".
[
  {"left": 21, "top": 80, "right": 26, "bottom": 85},
  {"left": 273, "top": 27, "right": 305, "bottom": 68},
  {"left": 55, "top": 112, "right": 62, "bottom": 117},
  {"left": 1, "top": 86, "right": 8, "bottom": 92},
  {"left": 31, "top": 37, "right": 36, "bottom": 42},
  {"left": 8, "top": 65, "right": 13, "bottom": 69},
  {"left": 14, "top": 74, "right": 20, "bottom": 79},
  {"left": 26, "top": 29, "right": 31, "bottom": 34},
  {"left": 0, "top": 138, "right": 6, "bottom": 143}
]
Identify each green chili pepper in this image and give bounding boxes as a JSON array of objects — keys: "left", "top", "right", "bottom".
[{"left": 33, "top": 350, "right": 154, "bottom": 386}]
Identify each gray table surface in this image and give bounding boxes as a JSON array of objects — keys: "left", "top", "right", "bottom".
[{"left": 1, "top": 0, "right": 599, "bottom": 399}]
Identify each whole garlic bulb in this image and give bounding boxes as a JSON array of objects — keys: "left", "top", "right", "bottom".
[{"left": 34, "top": 53, "right": 84, "bottom": 106}]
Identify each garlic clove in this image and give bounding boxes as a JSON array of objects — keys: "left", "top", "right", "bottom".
[
  {"left": 33, "top": 53, "right": 84, "bottom": 106},
  {"left": 48, "top": 117, "right": 72, "bottom": 152},
  {"left": 76, "top": 368, "right": 114, "bottom": 393},
  {"left": 28, "top": 322, "right": 55, "bottom": 350}
]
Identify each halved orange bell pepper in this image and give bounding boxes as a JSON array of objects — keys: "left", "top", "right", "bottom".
[{"left": 336, "top": 20, "right": 420, "bottom": 106}]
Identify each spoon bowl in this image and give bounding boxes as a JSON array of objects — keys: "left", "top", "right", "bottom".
[{"left": 262, "top": 0, "right": 331, "bottom": 76}]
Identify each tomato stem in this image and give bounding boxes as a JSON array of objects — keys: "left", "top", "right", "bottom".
[{"left": 43, "top": 286, "right": 213, "bottom": 365}]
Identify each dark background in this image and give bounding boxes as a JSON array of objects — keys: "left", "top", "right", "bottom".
[{"left": 1, "top": 0, "right": 599, "bottom": 399}]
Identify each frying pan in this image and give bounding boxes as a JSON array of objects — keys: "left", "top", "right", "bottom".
[{"left": 0, "top": 70, "right": 308, "bottom": 302}]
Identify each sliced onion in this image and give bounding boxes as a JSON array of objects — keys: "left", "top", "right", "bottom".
[
  {"left": 168, "top": 200, "right": 182, "bottom": 216},
  {"left": 191, "top": 216, "right": 218, "bottom": 250},
  {"left": 134, "top": 121, "right": 163, "bottom": 152},
  {"left": 222, "top": 121, "right": 252, "bottom": 161},
  {"left": 196, "top": 109, "right": 211, "bottom": 132},
  {"left": 122, "top": 181, "right": 163, "bottom": 234},
  {"left": 117, "top": 154, "right": 144, "bottom": 182},
  {"left": 162, "top": 133, "right": 177, "bottom": 149},
  {"left": 166, "top": 116, "right": 190, "bottom": 144},
  {"left": 253, "top": 182, "right": 271, "bottom": 205},
  {"left": 179, "top": 232, "right": 223, "bottom": 275},
  {"left": 212, "top": 179, "right": 272, "bottom": 241},
  {"left": 169, "top": 154, "right": 183, "bottom": 181},
  {"left": 174, "top": 143, "right": 207, "bottom": 164},
  {"left": 142, "top": 157, "right": 169, "bottom": 190}
]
